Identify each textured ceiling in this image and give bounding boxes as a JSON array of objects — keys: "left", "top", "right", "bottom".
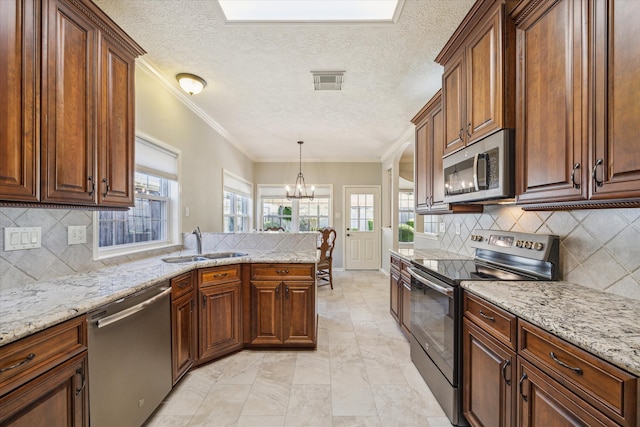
[{"left": 94, "top": 0, "right": 474, "bottom": 162}]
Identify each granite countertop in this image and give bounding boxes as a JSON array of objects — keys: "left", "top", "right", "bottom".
[
  {"left": 0, "top": 250, "right": 318, "bottom": 347},
  {"left": 461, "top": 280, "right": 640, "bottom": 377}
]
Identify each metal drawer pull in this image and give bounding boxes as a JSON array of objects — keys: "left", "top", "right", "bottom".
[
  {"left": 479, "top": 310, "right": 495, "bottom": 322},
  {"left": 285, "top": 285, "right": 289, "bottom": 299},
  {"left": 178, "top": 281, "right": 190, "bottom": 289},
  {"left": 501, "top": 360, "right": 511, "bottom": 385},
  {"left": 276, "top": 269, "right": 289, "bottom": 274},
  {"left": 213, "top": 273, "right": 228, "bottom": 278},
  {"left": 0, "top": 353, "right": 35, "bottom": 372},
  {"left": 75, "top": 367, "right": 86, "bottom": 395},
  {"left": 275, "top": 285, "right": 280, "bottom": 299},
  {"left": 519, "top": 372, "right": 528, "bottom": 402},
  {"left": 549, "top": 351, "right": 583, "bottom": 375}
]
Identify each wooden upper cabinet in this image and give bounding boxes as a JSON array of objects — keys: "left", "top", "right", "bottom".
[
  {"left": 0, "top": 0, "right": 39, "bottom": 202},
  {"left": 438, "top": 0, "right": 515, "bottom": 157},
  {"left": 513, "top": 0, "right": 588, "bottom": 205},
  {"left": 41, "top": 0, "right": 97, "bottom": 205},
  {"left": 0, "top": 0, "right": 144, "bottom": 208},
  {"left": 591, "top": 0, "right": 640, "bottom": 201},
  {"left": 98, "top": 34, "right": 136, "bottom": 206},
  {"left": 414, "top": 117, "right": 429, "bottom": 212}
]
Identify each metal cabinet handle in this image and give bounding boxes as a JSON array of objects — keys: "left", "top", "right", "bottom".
[
  {"left": 285, "top": 285, "right": 289, "bottom": 299},
  {"left": 102, "top": 178, "right": 110, "bottom": 197},
  {"left": 501, "top": 360, "right": 511, "bottom": 386},
  {"left": 88, "top": 176, "right": 95, "bottom": 196},
  {"left": 75, "top": 367, "right": 86, "bottom": 395},
  {"left": 213, "top": 273, "right": 228, "bottom": 278},
  {"left": 592, "top": 158, "right": 603, "bottom": 189},
  {"left": 549, "top": 351, "right": 583, "bottom": 375},
  {"left": 0, "top": 353, "right": 35, "bottom": 372},
  {"left": 202, "top": 294, "right": 206, "bottom": 309},
  {"left": 458, "top": 128, "right": 464, "bottom": 140},
  {"left": 466, "top": 122, "right": 471, "bottom": 138},
  {"left": 479, "top": 310, "right": 495, "bottom": 322},
  {"left": 178, "top": 281, "right": 190, "bottom": 289},
  {"left": 519, "top": 372, "right": 528, "bottom": 402},
  {"left": 570, "top": 163, "right": 581, "bottom": 189},
  {"left": 276, "top": 269, "right": 289, "bottom": 275},
  {"left": 275, "top": 285, "right": 280, "bottom": 299}
]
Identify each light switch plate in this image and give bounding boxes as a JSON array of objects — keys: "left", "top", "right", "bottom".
[
  {"left": 439, "top": 222, "right": 446, "bottom": 233},
  {"left": 4, "top": 227, "right": 41, "bottom": 251},
  {"left": 68, "top": 226, "right": 87, "bottom": 245}
]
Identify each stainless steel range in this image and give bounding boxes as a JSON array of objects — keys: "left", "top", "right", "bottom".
[{"left": 407, "top": 230, "right": 559, "bottom": 426}]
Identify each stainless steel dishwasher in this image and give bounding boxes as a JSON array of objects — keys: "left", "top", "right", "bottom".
[{"left": 87, "top": 280, "right": 172, "bottom": 427}]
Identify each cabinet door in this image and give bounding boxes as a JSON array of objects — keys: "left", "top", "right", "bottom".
[
  {"left": 515, "top": 0, "right": 588, "bottom": 204},
  {"left": 591, "top": 0, "right": 640, "bottom": 200},
  {"left": 0, "top": 0, "right": 39, "bottom": 202},
  {"left": 466, "top": 7, "right": 503, "bottom": 143},
  {"left": 463, "top": 319, "right": 516, "bottom": 427},
  {"left": 414, "top": 119, "right": 431, "bottom": 212},
  {"left": 430, "top": 102, "right": 449, "bottom": 210},
  {"left": 199, "top": 281, "right": 242, "bottom": 361},
  {"left": 400, "top": 276, "right": 411, "bottom": 337},
  {"left": 443, "top": 52, "right": 466, "bottom": 156},
  {"left": 389, "top": 270, "right": 400, "bottom": 322},
  {"left": 282, "top": 281, "right": 315, "bottom": 346},
  {"left": 249, "top": 281, "right": 282, "bottom": 345},
  {"left": 97, "top": 35, "right": 135, "bottom": 207},
  {"left": 0, "top": 353, "right": 88, "bottom": 426},
  {"left": 171, "top": 292, "right": 195, "bottom": 385},
  {"left": 517, "top": 358, "right": 617, "bottom": 427},
  {"left": 41, "top": 0, "right": 98, "bottom": 205}
]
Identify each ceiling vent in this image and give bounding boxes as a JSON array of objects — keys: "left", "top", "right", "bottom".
[{"left": 311, "top": 71, "right": 345, "bottom": 90}]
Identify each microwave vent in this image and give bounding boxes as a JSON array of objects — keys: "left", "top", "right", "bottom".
[{"left": 311, "top": 71, "right": 345, "bottom": 90}]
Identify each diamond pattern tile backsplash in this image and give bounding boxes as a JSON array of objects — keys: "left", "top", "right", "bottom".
[
  {"left": 2, "top": 206, "right": 640, "bottom": 300},
  {"left": 416, "top": 205, "right": 640, "bottom": 300}
]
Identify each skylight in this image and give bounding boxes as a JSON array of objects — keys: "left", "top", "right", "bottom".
[{"left": 217, "top": 0, "right": 402, "bottom": 23}]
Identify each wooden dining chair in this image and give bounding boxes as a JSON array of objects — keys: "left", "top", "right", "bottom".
[{"left": 317, "top": 227, "right": 337, "bottom": 289}]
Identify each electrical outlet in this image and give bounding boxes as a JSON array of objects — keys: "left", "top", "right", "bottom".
[
  {"left": 455, "top": 223, "right": 461, "bottom": 235},
  {"left": 439, "top": 222, "right": 446, "bottom": 233},
  {"left": 68, "top": 226, "right": 87, "bottom": 245}
]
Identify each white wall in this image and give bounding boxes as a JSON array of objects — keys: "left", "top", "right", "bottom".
[
  {"left": 254, "top": 162, "right": 381, "bottom": 269},
  {"left": 135, "top": 67, "right": 254, "bottom": 233}
]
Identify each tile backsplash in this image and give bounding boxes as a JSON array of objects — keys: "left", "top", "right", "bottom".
[{"left": 416, "top": 205, "right": 640, "bottom": 300}]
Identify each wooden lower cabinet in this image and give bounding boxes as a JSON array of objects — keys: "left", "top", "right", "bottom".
[
  {"left": 389, "top": 254, "right": 411, "bottom": 338},
  {"left": 400, "top": 278, "right": 411, "bottom": 336},
  {"left": 248, "top": 264, "right": 316, "bottom": 347},
  {"left": 0, "top": 316, "right": 88, "bottom": 426},
  {"left": 171, "top": 292, "right": 195, "bottom": 384},
  {"left": 463, "top": 318, "right": 516, "bottom": 427},
  {"left": 198, "top": 281, "right": 242, "bottom": 362},
  {"left": 389, "top": 268, "right": 401, "bottom": 322}
]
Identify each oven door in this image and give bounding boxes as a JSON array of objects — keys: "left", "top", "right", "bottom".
[{"left": 408, "top": 267, "right": 457, "bottom": 385}]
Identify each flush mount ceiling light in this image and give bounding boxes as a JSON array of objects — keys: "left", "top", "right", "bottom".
[
  {"left": 286, "top": 141, "right": 314, "bottom": 200},
  {"left": 217, "top": 0, "right": 401, "bottom": 22},
  {"left": 176, "top": 73, "right": 207, "bottom": 95},
  {"left": 312, "top": 71, "right": 345, "bottom": 91}
]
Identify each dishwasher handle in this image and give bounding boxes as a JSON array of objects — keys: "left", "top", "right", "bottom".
[{"left": 96, "top": 287, "right": 171, "bottom": 329}]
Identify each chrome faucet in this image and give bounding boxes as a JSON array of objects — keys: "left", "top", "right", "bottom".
[{"left": 193, "top": 226, "right": 202, "bottom": 254}]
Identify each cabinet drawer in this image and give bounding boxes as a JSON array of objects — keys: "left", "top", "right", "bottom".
[
  {"left": 171, "top": 271, "right": 194, "bottom": 299},
  {"left": 251, "top": 264, "right": 314, "bottom": 281},
  {"left": 0, "top": 316, "right": 87, "bottom": 396},
  {"left": 519, "top": 320, "right": 637, "bottom": 426},
  {"left": 199, "top": 265, "right": 241, "bottom": 286},
  {"left": 390, "top": 255, "right": 402, "bottom": 271},
  {"left": 463, "top": 292, "right": 516, "bottom": 350}
]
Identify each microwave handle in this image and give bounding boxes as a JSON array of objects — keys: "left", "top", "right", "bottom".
[{"left": 474, "top": 153, "right": 487, "bottom": 191}]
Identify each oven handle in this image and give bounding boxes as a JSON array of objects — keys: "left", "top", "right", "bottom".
[
  {"left": 402, "top": 282, "right": 412, "bottom": 291},
  {"left": 407, "top": 267, "right": 454, "bottom": 297}
]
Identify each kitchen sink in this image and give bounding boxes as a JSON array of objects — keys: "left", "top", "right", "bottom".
[{"left": 161, "top": 252, "right": 247, "bottom": 263}]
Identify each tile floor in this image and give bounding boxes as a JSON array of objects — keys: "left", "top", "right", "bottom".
[{"left": 144, "top": 270, "right": 450, "bottom": 426}]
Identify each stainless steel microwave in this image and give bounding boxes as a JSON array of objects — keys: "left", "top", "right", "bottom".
[{"left": 443, "top": 129, "right": 515, "bottom": 203}]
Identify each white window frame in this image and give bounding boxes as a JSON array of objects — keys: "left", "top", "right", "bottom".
[
  {"left": 223, "top": 169, "right": 253, "bottom": 232},
  {"left": 257, "top": 184, "right": 332, "bottom": 232},
  {"left": 398, "top": 190, "right": 414, "bottom": 244},
  {"left": 93, "top": 133, "right": 182, "bottom": 260}
]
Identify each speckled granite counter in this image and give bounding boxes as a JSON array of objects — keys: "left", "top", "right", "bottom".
[
  {"left": 0, "top": 250, "right": 317, "bottom": 347},
  {"left": 461, "top": 280, "right": 640, "bottom": 377}
]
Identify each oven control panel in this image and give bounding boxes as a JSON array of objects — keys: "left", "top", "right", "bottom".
[{"left": 469, "top": 229, "right": 559, "bottom": 261}]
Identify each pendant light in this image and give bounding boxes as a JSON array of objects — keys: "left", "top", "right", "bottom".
[{"left": 286, "top": 141, "right": 314, "bottom": 200}]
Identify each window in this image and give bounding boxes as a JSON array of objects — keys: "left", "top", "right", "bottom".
[
  {"left": 423, "top": 215, "right": 439, "bottom": 235},
  {"left": 398, "top": 191, "right": 414, "bottom": 243},
  {"left": 349, "top": 193, "right": 374, "bottom": 231},
  {"left": 223, "top": 170, "right": 253, "bottom": 232},
  {"left": 258, "top": 185, "right": 331, "bottom": 232},
  {"left": 95, "top": 137, "right": 180, "bottom": 259}
]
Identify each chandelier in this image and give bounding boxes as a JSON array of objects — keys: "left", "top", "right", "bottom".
[{"left": 286, "top": 141, "right": 314, "bottom": 200}]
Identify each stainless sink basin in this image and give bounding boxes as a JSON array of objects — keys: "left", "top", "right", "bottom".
[{"left": 162, "top": 252, "right": 247, "bottom": 263}]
